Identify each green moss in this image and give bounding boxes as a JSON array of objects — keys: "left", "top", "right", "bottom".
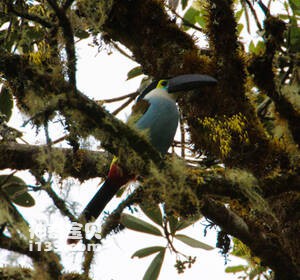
[
  {"left": 142, "top": 157, "right": 200, "bottom": 217},
  {"left": 76, "top": 0, "right": 114, "bottom": 34},
  {"left": 35, "top": 147, "right": 66, "bottom": 176},
  {"left": 281, "top": 85, "right": 300, "bottom": 113},
  {"left": 0, "top": 267, "right": 33, "bottom": 280}
]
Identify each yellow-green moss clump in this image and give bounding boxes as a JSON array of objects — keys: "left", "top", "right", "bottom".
[
  {"left": 198, "top": 113, "right": 249, "bottom": 158},
  {"left": 28, "top": 41, "right": 52, "bottom": 66}
]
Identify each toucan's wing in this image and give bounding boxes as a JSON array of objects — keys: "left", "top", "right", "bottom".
[{"left": 127, "top": 99, "right": 151, "bottom": 126}]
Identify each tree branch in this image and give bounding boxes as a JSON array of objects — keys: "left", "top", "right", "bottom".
[
  {"left": 201, "top": 198, "right": 251, "bottom": 243},
  {"left": 46, "top": 0, "right": 77, "bottom": 91},
  {"left": 0, "top": 235, "right": 62, "bottom": 279},
  {"left": 248, "top": 16, "right": 300, "bottom": 145},
  {"left": 5, "top": 3, "right": 54, "bottom": 28},
  {"left": 0, "top": 142, "right": 110, "bottom": 181}
]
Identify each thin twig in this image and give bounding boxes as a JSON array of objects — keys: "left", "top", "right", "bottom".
[
  {"left": 257, "top": 0, "right": 269, "bottom": 16},
  {"left": 99, "top": 91, "right": 139, "bottom": 103},
  {"left": 241, "top": 0, "right": 251, "bottom": 33},
  {"left": 244, "top": 0, "right": 263, "bottom": 31},
  {"left": 110, "top": 41, "right": 135, "bottom": 61},
  {"left": 44, "top": 184, "right": 76, "bottom": 221},
  {"left": 112, "top": 94, "right": 137, "bottom": 116},
  {"left": 166, "top": 5, "right": 203, "bottom": 33},
  {"left": 51, "top": 135, "right": 68, "bottom": 144}
]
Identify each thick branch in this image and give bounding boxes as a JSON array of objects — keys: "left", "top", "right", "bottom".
[
  {"left": 0, "top": 142, "right": 110, "bottom": 181},
  {"left": 248, "top": 16, "right": 300, "bottom": 145},
  {"left": 0, "top": 235, "right": 62, "bottom": 279},
  {"left": 201, "top": 198, "right": 251, "bottom": 243},
  {"left": 0, "top": 193, "right": 62, "bottom": 279},
  {"left": 201, "top": 197, "right": 300, "bottom": 280}
]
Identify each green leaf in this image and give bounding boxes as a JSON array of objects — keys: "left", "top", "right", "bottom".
[
  {"left": 75, "top": 29, "right": 90, "bottom": 39},
  {"left": 175, "top": 216, "right": 201, "bottom": 232},
  {"left": 132, "top": 246, "right": 165, "bottom": 259},
  {"left": 0, "top": 86, "right": 13, "bottom": 121},
  {"left": 236, "top": 23, "right": 244, "bottom": 36},
  {"left": 195, "top": 14, "right": 207, "bottom": 28},
  {"left": 0, "top": 175, "right": 35, "bottom": 207},
  {"left": 175, "top": 234, "right": 214, "bottom": 250},
  {"left": 289, "top": 24, "right": 300, "bottom": 52},
  {"left": 255, "top": 41, "right": 266, "bottom": 55},
  {"left": 143, "top": 249, "right": 166, "bottom": 280},
  {"left": 249, "top": 40, "right": 255, "bottom": 53},
  {"left": 278, "top": 14, "right": 290, "bottom": 20},
  {"left": 183, "top": 7, "right": 199, "bottom": 30},
  {"left": 121, "top": 213, "right": 162, "bottom": 236},
  {"left": 289, "top": 0, "right": 300, "bottom": 15},
  {"left": 249, "top": 266, "right": 267, "bottom": 279},
  {"left": 225, "top": 265, "right": 247, "bottom": 273},
  {"left": 168, "top": 215, "right": 201, "bottom": 235},
  {"left": 139, "top": 203, "right": 163, "bottom": 227},
  {"left": 181, "top": 0, "right": 188, "bottom": 10},
  {"left": 127, "top": 66, "right": 143, "bottom": 80},
  {"left": 235, "top": 9, "right": 244, "bottom": 22}
]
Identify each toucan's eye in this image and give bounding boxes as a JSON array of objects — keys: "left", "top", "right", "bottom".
[{"left": 160, "top": 80, "right": 168, "bottom": 87}]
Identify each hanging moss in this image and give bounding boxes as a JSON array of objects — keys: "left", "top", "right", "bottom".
[
  {"left": 225, "top": 169, "right": 271, "bottom": 215},
  {"left": 141, "top": 157, "right": 200, "bottom": 217}
]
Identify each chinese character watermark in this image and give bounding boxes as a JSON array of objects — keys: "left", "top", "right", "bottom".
[{"left": 28, "top": 222, "right": 102, "bottom": 252}]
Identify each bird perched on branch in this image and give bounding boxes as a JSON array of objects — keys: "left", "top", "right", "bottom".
[{"left": 67, "top": 74, "right": 217, "bottom": 244}]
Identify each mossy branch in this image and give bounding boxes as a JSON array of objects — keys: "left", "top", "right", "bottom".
[
  {"left": 0, "top": 142, "right": 111, "bottom": 181},
  {"left": 46, "top": 0, "right": 77, "bottom": 91},
  {"left": 99, "top": 189, "right": 142, "bottom": 240},
  {"left": 0, "top": 53, "right": 163, "bottom": 174},
  {"left": 0, "top": 194, "right": 63, "bottom": 279},
  {"left": 44, "top": 185, "right": 76, "bottom": 221},
  {"left": 248, "top": 16, "right": 300, "bottom": 145},
  {"left": 0, "top": 235, "right": 63, "bottom": 279},
  {"left": 5, "top": 2, "right": 54, "bottom": 28},
  {"left": 200, "top": 197, "right": 298, "bottom": 280}
]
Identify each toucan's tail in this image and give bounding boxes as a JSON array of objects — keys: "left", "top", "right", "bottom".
[
  {"left": 81, "top": 178, "right": 123, "bottom": 222},
  {"left": 67, "top": 178, "right": 125, "bottom": 244}
]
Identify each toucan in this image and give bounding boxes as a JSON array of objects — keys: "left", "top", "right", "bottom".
[{"left": 67, "top": 74, "right": 217, "bottom": 244}]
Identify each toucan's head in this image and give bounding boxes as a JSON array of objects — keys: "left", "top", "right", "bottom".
[{"left": 138, "top": 74, "right": 217, "bottom": 101}]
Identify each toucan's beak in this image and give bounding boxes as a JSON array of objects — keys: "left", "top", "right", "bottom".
[{"left": 168, "top": 74, "right": 217, "bottom": 93}]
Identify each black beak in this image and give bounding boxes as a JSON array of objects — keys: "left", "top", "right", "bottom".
[{"left": 168, "top": 74, "right": 217, "bottom": 93}]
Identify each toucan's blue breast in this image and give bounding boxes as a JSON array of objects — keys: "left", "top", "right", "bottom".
[{"left": 134, "top": 95, "right": 179, "bottom": 155}]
